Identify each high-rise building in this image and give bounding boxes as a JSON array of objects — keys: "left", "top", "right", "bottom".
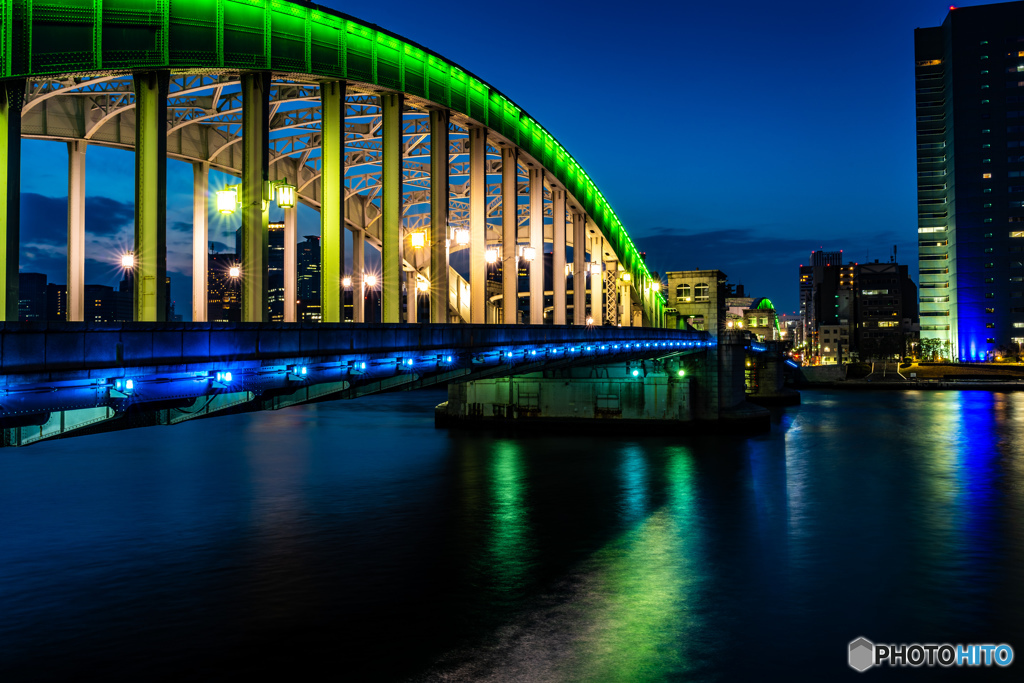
[
  {"left": 915, "top": 1, "right": 1024, "bottom": 360},
  {"left": 208, "top": 253, "right": 241, "bottom": 322},
  {"left": 297, "top": 235, "right": 321, "bottom": 322},
  {"left": 18, "top": 273, "right": 47, "bottom": 321},
  {"left": 268, "top": 222, "right": 285, "bottom": 322},
  {"left": 46, "top": 283, "right": 66, "bottom": 321}
]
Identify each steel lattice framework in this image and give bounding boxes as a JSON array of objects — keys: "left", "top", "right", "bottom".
[{"left": 0, "top": 0, "right": 666, "bottom": 326}]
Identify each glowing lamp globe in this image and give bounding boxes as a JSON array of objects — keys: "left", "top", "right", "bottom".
[{"left": 216, "top": 188, "right": 238, "bottom": 214}]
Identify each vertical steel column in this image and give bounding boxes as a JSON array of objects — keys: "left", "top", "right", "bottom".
[
  {"left": 67, "top": 141, "right": 87, "bottom": 322},
  {"left": 132, "top": 71, "right": 169, "bottom": 322},
  {"left": 572, "top": 210, "right": 586, "bottom": 325},
  {"left": 591, "top": 234, "right": 603, "bottom": 325},
  {"left": 0, "top": 80, "right": 24, "bottom": 321},
  {"left": 407, "top": 274, "right": 417, "bottom": 323},
  {"left": 528, "top": 168, "right": 543, "bottom": 325},
  {"left": 552, "top": 189, "right": 566, "bottom": 325},
  {"left": 284, "top": 204, "right": 297, "bottom": 322},
  {"left": 320, "top": 80, "right": 345, "bottom": 323},
  {"left": 352, "top": 228, "right": 365, "bottom": 323},
  {"left": 501, "top": 146, "right": 518, "bottom": 324},
  {"left": 192, "top": 161, "right": 209, "bottom": 322},
  {"left": 380, "top": 93, "right": 403, "bottom": 324},
  {"left": 468, "top": 126, "right": 486, "bottom": 324},
  {"left": 240, "top": 73, "right": 270, "bottom": 323},
  {"left": 429, "top": 109, "right": 450, "bottom": 323},
  {"left": 620, "top": 277, "right": 631, "bottom": 327}
]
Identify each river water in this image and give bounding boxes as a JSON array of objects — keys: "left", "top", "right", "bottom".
[{"left": 1, "top": 389, "right": 1022, "bottom": 681}]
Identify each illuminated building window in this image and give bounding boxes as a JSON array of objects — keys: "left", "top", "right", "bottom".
[
  {"left": 1012, "top": 231, "right": 1024, "bottom": 238},
  {"left": 676, "top": 284, "right": 691, "bottom": 302},
  {"left": 1014, "top": 323, "right": 1024, "bottom": 328},
  {"left": 987, "top": 277, "right": 996, "bottom": 283},
  {"left": 694, "top": 283, "right": 709, "bottom": 302},
  {"left": 984, "top": 173, "right": 993, "bottom": 178},
  {"left": 987, "top": 323, "right": 996, "bottom": 328},
  {"left": 986, "top": 308, "right": 996, "bottom": 313}
]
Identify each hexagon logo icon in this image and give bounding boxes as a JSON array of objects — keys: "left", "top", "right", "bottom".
[{"left": 849, "top": 637, "right": 875, "bottom": 672}]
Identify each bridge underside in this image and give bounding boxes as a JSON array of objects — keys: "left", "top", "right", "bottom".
[{"left": 0, "top": 322, "right": 709, "bottom": 445}]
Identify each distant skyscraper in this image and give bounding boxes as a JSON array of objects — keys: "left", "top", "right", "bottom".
[
  {"left": 18, "top": 273, "right": 47, "bottom": 321},
  {"left": 208, "top": 253, "right": 241, "bottom": 322},
  {"left": 46, "top": 283, "right": 66, "bottom": 321},
  {"left": 268, "top": 222, "right": 285, "bottom": 322},
  {"left": 916, "top": 1, "right": 1024, "bottom": 360},
  {"left": 297, "top": 235, "right": 321, "bottom": 322}
]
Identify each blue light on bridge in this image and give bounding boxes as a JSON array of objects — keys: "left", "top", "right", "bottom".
[
  {"left": 785, "top": 360, "right": 799, "bottom": 368},
  {"left": 113, "top": 378, "right": 135, "bottom": 395},
  {"left": 214, "top": 371, "right": 233, "bottom": 383}
]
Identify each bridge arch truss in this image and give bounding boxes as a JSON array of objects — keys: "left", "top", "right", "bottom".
[{"left": 0, "top": 0, "right": 667, "bottom": 328}]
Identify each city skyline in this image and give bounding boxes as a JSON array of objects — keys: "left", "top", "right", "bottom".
[{"left": 14, "top": 0, "right": 983, "bottom": 317}]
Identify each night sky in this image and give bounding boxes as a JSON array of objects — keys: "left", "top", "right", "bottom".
[{"left": 16, "top": 0, "right": 979, "bottom": 318}]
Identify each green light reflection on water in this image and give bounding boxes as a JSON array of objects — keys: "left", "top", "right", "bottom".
[
  {"left": 487, "top": 440, "right": 534, "bottom": 599},
  {"left": 557, "top": 446, "right": 705, "bottom": 681}
]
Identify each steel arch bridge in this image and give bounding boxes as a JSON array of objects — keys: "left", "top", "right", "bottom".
[{"left": 0, "top": 0, "right": 667, "bottom": 330}]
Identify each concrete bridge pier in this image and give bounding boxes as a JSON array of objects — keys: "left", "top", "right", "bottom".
[
  {"left": 746, "top": 340, "right": 801, "bottom": 406},
  {"left": 439, "top": 332, "right": 774, "bottom": 433}
]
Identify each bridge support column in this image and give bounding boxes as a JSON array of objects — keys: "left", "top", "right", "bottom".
[
  {"left": 240, "top": 72, "right": 269, "bottom": 323},
  {"left": 552, "top": 189, "right": 566, "bottom": 325},
  {"left": 430, "top": 108, "right": 449, "bottom": 323},
  {"left": 501, "top": 146, "right": 518, "bottom": 324},
  {"left": 619, "top": 278, "right": 632, "bottom": 327},
  {"left": 192, "top": 161, "right": 208, "bottom": 322},
  {"left": 591, "top": 234, "right": 603, "bottom": 325},
  {"left": 0, "top": 80, "right": 23, "bottom": 321},
  {"left": 381, "top": 92, "right": 403, "bottom": 324},
  {"left": 352, "top": 228, "right": 365, "bottom": 323},
  {"left": 133, "top": 71, "right": 169, "bottom": 322},
  {"left": 284, "top": 203, "right": 297, "bottom": 322},
  {"left": 407, "top": 274, "right": 418, "bottom": 323},
  {"left": 528, "top": 167, "right": 543, "bottom": 324},
  {"left": 469, "top": 126, "right": 486, "bottom": 324},
  {"left": 321, "top": 80, "right": 345, "bottom": 323},
  {"left": 572, "top": 210, "right": 586, "bottom": 325},
  {"left": 67, "top": 141, "right": 86, "bottom": 322}
]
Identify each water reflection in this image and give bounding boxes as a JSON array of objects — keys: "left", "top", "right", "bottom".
[
  {"left": 618, "top": 445, "right": 649, "bottom": 526},
  {"left": 486, "top": 441, "right": 534, "bottom": 603},
  {"left": 2, "top": 390, "right": 1023, "bottom": 681}
]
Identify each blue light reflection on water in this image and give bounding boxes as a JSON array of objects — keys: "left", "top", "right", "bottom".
[{"left": 0, "top": 389, "right": 1021, "bottom": 681}]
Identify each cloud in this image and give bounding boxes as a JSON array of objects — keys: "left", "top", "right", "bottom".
[
  {"left": 170, "top": 220, "right": 192, "bottom": 233},
  {"left": 85, "top": 197, "right": 134, "bottom": 235}
]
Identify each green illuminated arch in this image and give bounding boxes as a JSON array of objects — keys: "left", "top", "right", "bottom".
[{"left": 0, "top": 0, "right": 664, "bottom": 319}]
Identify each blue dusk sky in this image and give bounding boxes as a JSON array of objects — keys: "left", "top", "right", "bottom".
[{"left": 17, "top": 0, "right": 977, "bottom": 317}]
